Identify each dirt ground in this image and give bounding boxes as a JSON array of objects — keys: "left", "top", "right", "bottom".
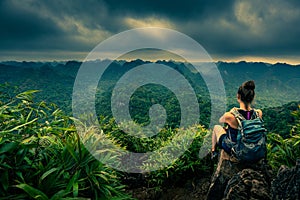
[{"left": 127, "top": 176, "right": 211, "bottom": 200}]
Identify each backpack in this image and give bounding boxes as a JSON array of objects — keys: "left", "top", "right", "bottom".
[{"left": 230, "top": 108, "right": 267, "bottom": 162}]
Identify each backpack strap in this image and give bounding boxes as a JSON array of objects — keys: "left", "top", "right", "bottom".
[
  {"left": 230, "top": 108, "right": 262, "bottom": 129},
  {"left": 252, "top": 109, "right": 261, "bottom": 119},
  {"left": 229, "top": 107, "right": 244, "bottom": 130}
]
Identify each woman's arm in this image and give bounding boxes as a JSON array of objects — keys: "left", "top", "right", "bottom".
[
  {"left": 219, "top": 112, "right": 239, "bottom": 129},
  {"left": 219, "top": 112, "right": 232, "bottom": 124}
]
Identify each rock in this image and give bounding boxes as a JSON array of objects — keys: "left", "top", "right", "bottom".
[
  {"left": 206, "top": 150, "right": 241, "bottom": 200},
  {"left": 223, "top": 168, "right": 271, "bottom": 200},
  {"left": 206, "top": 150, "right": 271, "bottom": 200},
  {"left": 271, "top": 159, "right": 300, "bottom": 200}
]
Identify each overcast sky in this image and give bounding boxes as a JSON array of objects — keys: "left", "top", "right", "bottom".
[{"left": 1, "top": 0, "right": 300, "bottom": 64}]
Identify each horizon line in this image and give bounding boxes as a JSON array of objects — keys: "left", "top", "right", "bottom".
[{"left": 1, "top": 59, "right": 299, "bottom": 66}]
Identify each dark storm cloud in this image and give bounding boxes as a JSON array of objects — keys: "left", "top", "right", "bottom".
[
  {"left": 0, "top": 0, "right": 111, "bottom": 52},
  {"left": 105, "top": 0, "right": 300, "bottom": 59},
  {"left": 0, "top": 0, "right": 299, "bottom": 61},
  {"left": 103, "top": 0, "right": 235, "bottom": 20},
  {"left": 0, "top": 1, "right": 63, "bottom": 50},
  {"left": 174, "top": 0, "right": 300, "bottom": 57}
]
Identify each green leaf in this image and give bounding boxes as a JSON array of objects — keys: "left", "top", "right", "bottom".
[
  {"left": 1, "top": 118, "right": 38, "bottom": 134},
  {"left": 0, "top": 162, "right": 12, "bottom": 169},
  {"left": 51, "top": 109, "right": 61, "bottom": 116},
  {"left": 21, "top": 136, "right": 38, "bottom": 144},
  {"left": 16, "top": 90, "right": 40, "bottom": 101},
  {"left": 0, "top": 170, "right": 9, "bottom": 191},
  {"left": 0, "top": 114, "right": 13, "bottom": 119},
  {"left": 73, "top": 181, "right": 78, "bottom": 197},
  {"left": 16, "top": 171, "right": 25, "bottom": 182},
  {"left": 16, "top": 148, "right": 28, "bottom": 165},
  {"left": 294, "top": 139, "right": 300, "bottom": 146},
  {"left": 0, "top": 142, "right": 18, "bottom": 154},
  {"left": 15, "top": 183, "right": 48, "bottom": 200},
  {"left": 40, "top": 168, "right": 59, "bottom": 182},
  {"left": 55, "top": 127, "right": 76, "bottom": 131},
  {"left": 25, "top": 108, "right": 34, "bottom": 123},
  {"left": 95, "top": 173, "right": 108, "bottom": 183},
  {"left": 65, "top": 172, "right": 79, "bottom": 194},
  {"left": 49, "top": 190, "right": 66, "bottom": 200}
]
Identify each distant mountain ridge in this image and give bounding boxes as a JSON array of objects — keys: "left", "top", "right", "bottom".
[
  {"left": 0, "top": 60, "right": 299, "bottom": 110},
  {"left": 216, "top": 61, "right": 300, "bottom": 107}
]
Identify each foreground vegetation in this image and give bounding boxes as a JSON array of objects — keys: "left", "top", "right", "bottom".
[
  {"left": 0, "top": 86, "right": 300, "bottom": 199},
  {"left": 0, "top": 89, "right": 131, "bottom": 199}
]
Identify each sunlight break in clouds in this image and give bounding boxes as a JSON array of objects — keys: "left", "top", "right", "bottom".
[
  {"left": 125, "top": 17, "right": 175, "bottom": 29},
  {"left": 56, "top": 16, "right": 111, "bottom": 45}
]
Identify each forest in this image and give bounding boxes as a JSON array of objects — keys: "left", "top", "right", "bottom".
[{"left": 0, "top": 60, "right": 299, "bottom": 199}]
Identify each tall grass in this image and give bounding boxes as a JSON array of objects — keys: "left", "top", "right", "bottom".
[
  {"left": 267, "top": 105, "right": 300, "bottom": 171},
  {"left": 101, "top": 117, "right": 210, "bottom": 188},
  {"left": 0, "top": 89, "right": 132, "bottom": 199}
]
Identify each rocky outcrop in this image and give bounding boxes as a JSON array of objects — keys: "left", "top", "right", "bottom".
[
  {"left": 223, "top": 168, "right": 271, "bottom": 200},
  {"left": 206, "top": 150, "right": 272, "bottom": 200},
  {"left": 271, "top": 159, "right": 300, "bottom": 200}
]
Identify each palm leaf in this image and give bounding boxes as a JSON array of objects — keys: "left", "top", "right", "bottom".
[{"left": 15, "top": 183, "right": 48, "bottom": 200}]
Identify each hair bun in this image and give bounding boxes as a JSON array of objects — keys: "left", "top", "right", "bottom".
[{"left": 243, "top": 80, "right": 255, "bottom": 90}]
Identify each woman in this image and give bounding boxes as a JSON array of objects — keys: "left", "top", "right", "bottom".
[{"left": 211, "top": 80, "right": 262, "bottom": 158}]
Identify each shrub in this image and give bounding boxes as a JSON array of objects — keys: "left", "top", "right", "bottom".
[
  {"left": 267, "top": 105, "right": 300, "bottom": 171},
  {"left": 0, "top": 89, "right": 132, "bottom": 199}
]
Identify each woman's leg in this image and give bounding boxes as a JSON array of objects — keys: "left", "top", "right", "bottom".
[{"left": 211, "top": 125, "right": 226, "bottom": 152}]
